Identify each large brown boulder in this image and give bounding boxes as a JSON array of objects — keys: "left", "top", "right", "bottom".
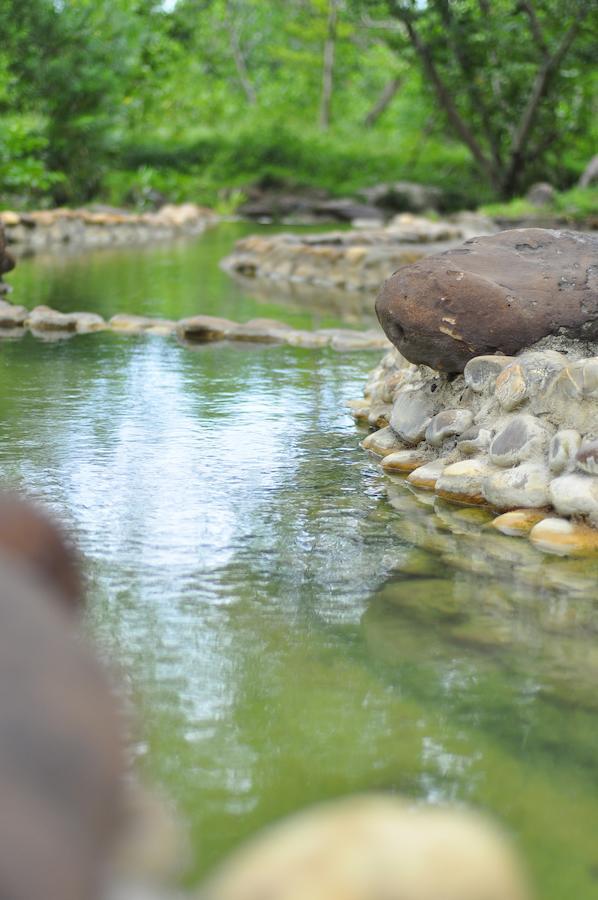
[{"left": 376, "top": 228, "right": 598, "bottom": 373}]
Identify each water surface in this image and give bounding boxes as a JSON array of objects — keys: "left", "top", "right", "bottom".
[{"left": 1, "top": 226, "right": 598, "bottom": 898}]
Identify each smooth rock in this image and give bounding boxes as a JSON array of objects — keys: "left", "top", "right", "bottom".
[
  {"left": 26, "top": 306, "right": 78, "bottom": 332},
  {"left": 530, "top": 517, "right": 598, "bottom": 556},
  {"left": 482, "top": 462, "right": 551, "bottom": 509},
  {"left": 457, "top": 426, "right": 493, "bottom": 456},
  {"left": 360, "top": 427, "right": 404, "bottom": 457},
  {"left": 576, "top": 440, "right": 598, "bottom": 475},
  {"left": 489, "top": 415, "right": 550, "bottom": 467},
  {"left": 0, "top": 299, "right": 28, "bottom": 327},
  {"left": 346, "top": 399, "right": 370, "bottom": 422},
  {"left": 202, "top": 795, "right": 530, "bottom": 900},
  {"left": 491, "top": 509, "right": 548, "bottom": 537},
  {"left": 494, "top": 363, "right": 527, "bottom": 410},
  {"left": 549, "top": 472, "right": 598, "bottom": 524},
  {"left": 175, "top": 315, "right": 235, "bottom": 342},
  {"left": 435, "top": 459, "right": 492, "bottom": 505},
  {"left": 464, "top": 355, "right": 514, "bottom": 393},
  {"left": 425, "top": 408, "right": 473, "bottom": 447},
  {"left": 376, "top": 229, "right": 598, "bottom": 373},
  {"left": 72, "top": 312, "right": 106, "bottom": 333},
  {"left": 381, "top": 450, "right": 432, "bottom": 473},
  {"left": 285, "top": 331, "right": 330, "bottom": 349},
  {"left": 407, "top": 459, "right": 447, "bottom": 490},
  {"left": 549, "top": 430, "right": 582, "bottom": 474}
]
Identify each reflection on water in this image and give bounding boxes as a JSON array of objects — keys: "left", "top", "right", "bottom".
[
  {"left": 1, "top": 229, "right": 598, "bottom": 898},
  {"left": 8, "top": 222, "right": 372, "bottom": 329}
]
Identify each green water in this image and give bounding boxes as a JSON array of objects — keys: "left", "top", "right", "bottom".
[{"left": 2, "top": 226, "right": 598, "bottom": 898}]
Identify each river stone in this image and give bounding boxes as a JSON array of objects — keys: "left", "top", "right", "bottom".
[
  {"left": 482, "top": 462, "right": 551, "bottom": 509},
  {"left": 489, "top": 415, "right": 550, "bottom": 467},
  {"left": 425, "top": 408, "right": 473, "bottom": 447},
  {"left": 577, "top": 440, "right": 598, "bottom": 475},
  {"left": 0, "top": 299, "right": 28, "bottom": 327},
  {"left": 435, "top": 459, "right": 492, "bottom": 505},
  {"left": 406, "top": 459, "right": 447, "bottom": 490},
  {"left": 360, "top": 426, "right": 404, "bottom": 457},
  {"left": 491, "top": 509, "right": 548, "bottom": 537},
  {"left": 494, "top": 363, "right": 527, "bottom": 410},
  {"left": 549, "top": 429, "right": 582, "bottom": 473},
  {"left": 381, "top": 449, "right": 432, "bottom": 473},
  {"left": 376, "top": 229, "right": 598, "bottom": 373},
  {"left": 463, "top": 355, "right": 514, "bottom": 393},
  {"left": 202, "top": 795, "right": 530, "bottom": 900},
  {"left": 549, "top": 472, "right": 598, "bottom": 524},
  {"left": 26, "top": 306, "right": 78, "bottom": 332},
  {"left": 176, "top": 315, "right": 236, "bottom": 342},
  {"left": 457, "top": 426, "right": 493, "bottom": 456}
]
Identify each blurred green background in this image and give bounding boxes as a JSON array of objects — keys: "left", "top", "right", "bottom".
[{"left": 0, "top": 0, "right": 596, "bottom": 213}]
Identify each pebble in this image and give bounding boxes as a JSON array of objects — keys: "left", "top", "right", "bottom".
[
  {"left": 360, "top": 427, "right": 404, "bottom": 457},
  {"left": 482, "top": 462, "right": 551, "bottom": 510},
  {"left": 435, "top": 459, "right": 492, "bottom": 506},
  {"left": 406, "top": 459, "right": 447, "bottom": 490},
  {"left": 489, "top": 415, "right": 550, "bottom": 467},
  {"left": 381, "top": 450, "right": 432, "bottom": 473}
]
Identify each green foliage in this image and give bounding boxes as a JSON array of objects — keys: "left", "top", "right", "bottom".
[
  {"left": 0, "top": 118, "right": 63, "bottom": 203},
  {"left": 481, "top": 186, "right": 598, "bottom": 222},
  {"left": 0, "top": 0, "right": 595, "bottom": 208}
]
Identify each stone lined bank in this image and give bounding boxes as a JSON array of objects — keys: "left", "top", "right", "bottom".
[
  {"left": 351, "top": 342, "right": 598, "bottom": 555},
  {"left": 0, "top": 299, "right": 391, "bottom": 352},
  {"left": 0, "top": 203, "right": 217, "bottom": 253},
  {"left": 221, "top": 213, "right": 496, "bottom": 293}
]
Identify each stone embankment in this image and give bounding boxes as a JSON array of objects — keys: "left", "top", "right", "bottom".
[
  {"left": 221, "top": 213, "right": 496, "bottom": 293},
  {"left": 0, "top": 203, "right": 217, "bottom": 253},
  {"left": 352, "top": 227, "right": 598, "bottom": 555},
  {"left": 0, "top": 300, "right": 391, "bottom": 352}
]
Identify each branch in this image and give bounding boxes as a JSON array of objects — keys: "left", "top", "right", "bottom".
[
  {"left": 319, "top": 0, "right": 338, "bottom": 130},
  {"left": 225, "top": 0, "right": 257, "bottom": 106},
  {"left": 434, "top": 0, "right": 502, "bottom": 169},
  {"left": 391, "top": 4, "right": 498, "bottom": 185},
  {"left": 362, "top": 76, "right": 402, "bottom": 127},
  {"left": 519, "top": 1, "right": 549, "bottom": 57},
  {"left": 503, "top": 13, "right": 587, "bottom": 191}
]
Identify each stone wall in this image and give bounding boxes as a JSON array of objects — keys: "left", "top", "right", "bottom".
[
  {"left": 0, "top": 203, "right": 217, "bottom": 253},
  {"left": 221, "top": 214, "right": 496, "bottom": 293},
  {"left": 351, "top": 341, "right": 598, "bottom": 555}
]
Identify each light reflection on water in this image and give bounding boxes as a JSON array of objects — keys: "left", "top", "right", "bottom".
[{"left": 1, "top": 230, "right": 598, "bottom": 898}]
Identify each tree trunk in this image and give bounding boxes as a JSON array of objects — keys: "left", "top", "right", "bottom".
[
  {"left": 363, "top": 76, "right": 402, "bottom": 127},
  {"left": 319, "top": 0, "right": 338, "bottom": 130},
  {"left": 225, "top": 0, "right": 257, "bottom": 107}
]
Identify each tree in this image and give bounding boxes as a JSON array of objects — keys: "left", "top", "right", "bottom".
[{"left": 362, "top": 0, "right": 597, "bottom": 196}]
